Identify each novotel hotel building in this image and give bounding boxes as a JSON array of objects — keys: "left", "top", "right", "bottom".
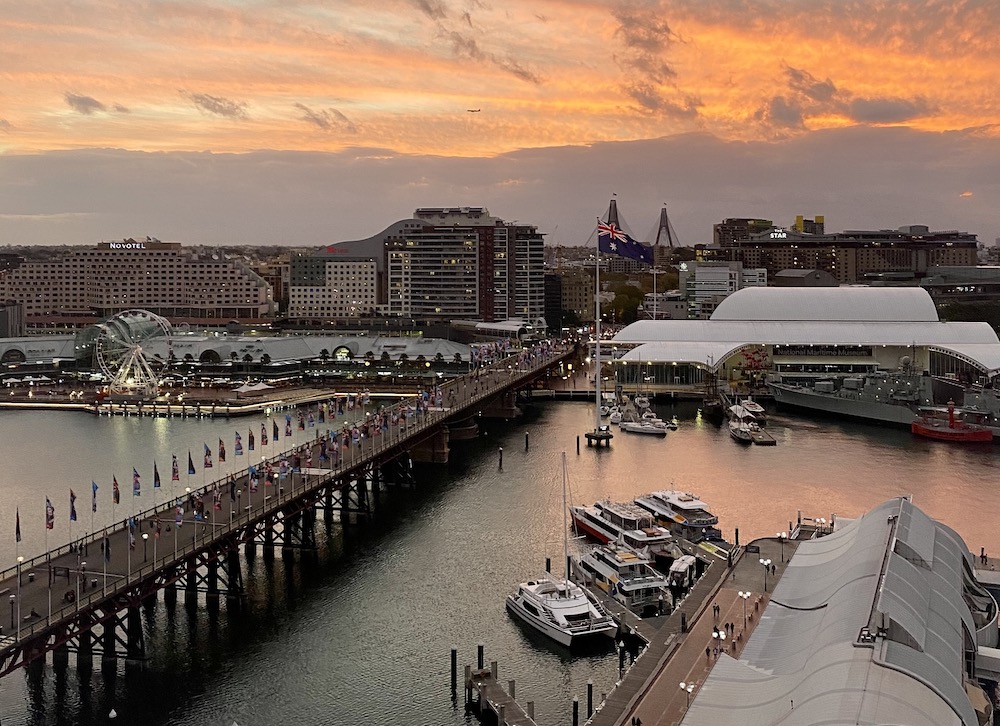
[{"left": 0, "top": 239, "right": 274, "bottom": 329}]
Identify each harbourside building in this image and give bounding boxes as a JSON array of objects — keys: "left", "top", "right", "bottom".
[
  {"left": 0, "top": 239, "right": 275, "bottom": 330},
  {"left": 287, "top": 207, "right": 545, "bottom": 325},
  {"left": 680, "top": 497, "right": 998, "bottom": 725},
  {"left": 608, "top": 286, "right": 1000, "bottom": 393},
  {"left": 702, "top": 224, "right": 978, "bottom": 284}
]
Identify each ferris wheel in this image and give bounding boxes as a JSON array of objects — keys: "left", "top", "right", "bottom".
[{"left": 95, "top": 310, "right": 172, "bottom": 397}]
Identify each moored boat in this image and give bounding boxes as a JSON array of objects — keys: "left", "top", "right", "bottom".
[
  {"left": 911, "top": 400, "right": 993, "bottom": 443},
  {"left": 575, "top": 544, "right": 669, "bottom": 615},
  {"left": 569, "top": 500, "right": 673, "bottom": 555},
  {"left": 729, "top": 419, "right": 753, "bottom": 443},
  {"left": 507, "top": 452, "right": 618, "bottom": 646},
  {"left": 619, "top": 420, "right": 667, "bottom": 436},
  {"left": 634, "top": 490, "right": 722, "bottom": 541},
  {"left": 505, "top": 576, "right": 617, "bottom": 647}
]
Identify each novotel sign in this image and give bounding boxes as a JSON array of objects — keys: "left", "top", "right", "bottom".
[{"left": 109, "top": 242, "right": 147, "bottom": 249}]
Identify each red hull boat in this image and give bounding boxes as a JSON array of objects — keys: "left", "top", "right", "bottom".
[{"left": 911, "top": 400, "right": 993, "bottom": 443}]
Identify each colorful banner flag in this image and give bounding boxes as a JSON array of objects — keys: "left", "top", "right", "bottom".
[
  {"left": 15, "top": 508, "right": 21, "bottom": 543},
  {"left": 70, "top": 489, "right": 77, "bottom": 521},
  {"left": 248, "top": 429, "right": 255, "bottom": 451},
  {"left": 154, "top": 462, "right": 162, "bottom": 488},
  {"left": 273, "top": 420, "right": 280, "bottom": 442},
  {"left": 219, "top": 438, "right": 226, "bottom": 463},
  {"left": 113, "top": 476, "right": 121, "bottom": 504},
  {"left": 133, "top": 467, "right": 141, "bottom": 496},
  {"left": 235, "top": 431, "right": 244, "bottom": 456},
  {"left": 92, "top": 480, "right": 98, "bottom": 513},
  {"left": 45, "top": 497, "right": 55, "bottom": 529},
  {"left": 203, "top": 442, "right": 213, "bottom": 469},
  {"left": 171, "top": 454, "right": 180, "bottom": 481},
  {"left": 285, "top": 414, "right": 293, "bottom": 437},
  {"left": 188, "top": 451, "right": 196, "bottom": 475},
  {"left": 261, "top": 422, "right": 268, "bottom": 447}
]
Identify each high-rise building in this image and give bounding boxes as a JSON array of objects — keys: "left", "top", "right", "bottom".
[
  {"left": 678, "top": 260, "right": 768, "bottom": 319},
  {"left": 713, "top": 218, "right": 774, "bottom": 247},
  {"left": 289, "top": 208, "right": 545, "bottom": 324},
  {"left": 0, "top": 239, "right": 274, "bottom": 329}
]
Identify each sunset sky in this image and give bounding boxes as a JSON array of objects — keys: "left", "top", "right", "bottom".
[{"left": 2, "top": 0, "right": 998, "bottom": 246}]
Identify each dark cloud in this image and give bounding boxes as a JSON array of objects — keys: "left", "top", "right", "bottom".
[
  {"left": 64, "top": 93, "right": 106, "bottom": 115},
  {"left": 610, "top": 1, "right": 699, "bottom": 118},
  {"left": 848, "top": 96, "right": 934, "bottom": 123},
  {"left": 2, "top": 128, "right": 997, "bottom": 249},
  {"left": 294, "top": 103, "right": 358, "bottom": 133},
  {"left": 112, "top": 104, "right": 131, "bottom": 114},
  {"left": 183, "top": 92, "right": 249, "bottom": 119},
  {"left": 754, "top": 96, "right": 805, "bottom": 130},
  {"left": 413, "top": 0, "right": 447, "bottom": 20},
  {"left": 446, "top": 30, "right": 541, "bottom": 83},
  {"left": 784, "top": 66, "right": 837, "bottom": 103}
]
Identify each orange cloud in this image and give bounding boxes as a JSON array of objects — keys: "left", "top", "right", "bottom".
[{"left": 0, "top": 0, "right": 997, "bottom": 155}]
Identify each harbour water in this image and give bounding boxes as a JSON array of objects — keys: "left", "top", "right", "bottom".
[{"left": 0, "top": 399, "right": 997, "bottom": 725}]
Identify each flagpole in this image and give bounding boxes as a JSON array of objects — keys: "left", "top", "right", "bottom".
[
  {"left": 594, "top": 216, "right": 602, "bottom": 433},
  {"left": 44, "top": 496, "right": 51, "bottom": 622}
]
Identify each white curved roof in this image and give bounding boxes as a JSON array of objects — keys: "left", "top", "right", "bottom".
[
  {"left": 710, "top": 286, "right": 940, "bottom": 322},
  {"left": 681, "top": 498, "right": 981, "bottom": 726}
]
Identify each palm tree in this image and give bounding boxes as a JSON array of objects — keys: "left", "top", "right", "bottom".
[
  {"left": 261, "top": 353, "right": 271, "bottom": 366},
  {"left": 381, "top": 351, "right": 391, "bottom": 362}
]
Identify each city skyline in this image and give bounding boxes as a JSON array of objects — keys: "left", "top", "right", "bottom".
[{"left": 1, "top": 0, "right": 998, "bottom": 246}]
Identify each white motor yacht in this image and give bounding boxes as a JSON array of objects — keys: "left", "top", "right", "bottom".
[
  {"left": 634, "top": 490, "right": 722, "bottom": 541},
  {"left": 576, "top": 544, "right": 669, "bottom": 615},
  {"left": 506, "top": 453, "right": 617, "bottom": 647},
  {"left": 569, "top": 501, "right": 673, "bottom": 559},
  {"left": 505, "top": 575, "right": 617, "bottom": 647},
  {"left": 619, "top": 420, "right": 667, "bottom": 436}
]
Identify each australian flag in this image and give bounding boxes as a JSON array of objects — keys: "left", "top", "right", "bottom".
[{"left": 597, "top": 220, "right": 653, "bottom": 265}]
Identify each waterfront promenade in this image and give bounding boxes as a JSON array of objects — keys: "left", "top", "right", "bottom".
[{"left": 0, "top": 345, "right": 571, "bottom": 675}]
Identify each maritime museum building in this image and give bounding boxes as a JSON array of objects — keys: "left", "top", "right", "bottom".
[{"left": 609, "top": 287, "right": 1000, "bottom": 393}]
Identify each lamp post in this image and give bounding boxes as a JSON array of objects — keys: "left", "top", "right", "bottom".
[
  {"left": 712, "top": 629, "right": 727, "bottom": 655},
  {"left": 16, "top": 556, "right": 23, "bottom": 640},
  {"left": 816, "top": 517, "right": 826, "bottom": 533},
  {"left": 776, "top": 531, "right": 787, "bottom": 562},
  {"left": 759, "top": 558, "right": 772, "bottom": 592},
  {"left": 8, "top": 594, "right": 14, "bottom": 630},
  {"left": 738, "top": 590, "right": 751, "bottom": 627},
  {"left": 679, "top": 681, "right": 695, "bottom": 711},
  {"left": 617, "top": 640, "right": 626, "bottom": 679},
  {"left": 142, "top": 533, "right": 149, "bottom": 562}
]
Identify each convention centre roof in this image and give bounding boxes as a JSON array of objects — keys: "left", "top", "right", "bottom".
[{"left": 680, "top": 498, "right": 982, "bottom": 726}]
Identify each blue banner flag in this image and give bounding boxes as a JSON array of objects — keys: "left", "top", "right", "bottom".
[
  {"left": 154, "top": 462, "right": 161, "bottom": 488},
  {"left": 597, "top": 220, "right": 653, "bottom": 265},
  {"left": 45, "top": 497, "right": 55, "bottom": 529},
  {"left": 113, "top": 476, "right": 120, "bottom": 504},
  {"left": 235, "top": 431, "right": 244, "bottom": 456},
  {"left": 70, "top": 489, "right": 77, "bottom": 521},
  {"left": 15, "top": 507, "right": 21, "bottom": 543},
  {"left": 92, "top": 481, "right": 98, "bottom": 513},
  {"left": 188, "top": 451, "right": 196, "bottom": 475},
  {"left": 203, "top": 442, "right": 213, "bottom": 469},
  {"left": 133, "top": 467, "right": 141, "bottom": 496},
  {"left": 273, "top": 420, "right": 280, "bottom": 442}
]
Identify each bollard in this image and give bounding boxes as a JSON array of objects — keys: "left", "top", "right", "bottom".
[
  {"left": 525, "top": 431, "right": 529, "bottom": 451},
  {"left": 508, "top": 679, "right": 515, "bottom": 700},
  {"left": 465, "top": 664, "right": 472, "bottom": 705},
  {"left": 572, "top": 696, "right": 579, "bottom": 726},
  {"left": 499, "top": 704, "right": 505, "bottom": 725},
  {"left": 478, "top": 643, "right": 484, "bottom": 670},
  {"left": 735, "top": 527, "right": 740, "bottom": 547},
  {"left": 587, "top": 679, "right": 594, "bottom": 717},
  {"left": 499, "top": 447, "right": 503, "bottom": 469},
  {"left": 576, "top": 435, "right": 580, "bottom": 454},
  {"left": 545, "top": 557, "right": 551, "bottom": 573},
  {"left": 451, "top": 647, "right": 457, "bottom": 694}
]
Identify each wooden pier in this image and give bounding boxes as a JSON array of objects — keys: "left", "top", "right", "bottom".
[
  {"left": 750, "top": 427, "right": 776, "bottom": 445},
  {"left": 465, "top": 663, "right": 538, "bottom": 726}
]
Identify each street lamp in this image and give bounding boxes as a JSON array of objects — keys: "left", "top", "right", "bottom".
[
  {"left": 16, "top": 556, "right": 23, "bottom": 640},
  {"left": 759, "top": 558, "right": 772, "bottom": 592},
  {"left": 816, "top": 517, "right": 827, "bottom": 533},
  {"left": 738, "top": 590, "right": 751, "bottom": 626},
  {"left": 679, "top": 681, "right": 695, "bottom": 711},
  {"left": 8, "top": 594, "right": 14, "bottom": 630},
  {"left": 776, "top": 531, "right": 787, "bottom": 562},
  {"left": 142, "top": 533, "right": 149, "bottom": 562},
  {"left": 618, "top": 640, "right": 626, "bottom": 679}
]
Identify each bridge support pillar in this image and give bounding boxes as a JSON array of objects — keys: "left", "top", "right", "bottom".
[
  {"left": 101, "top": 623, "right": 117, "bottom": 667},
  {"left": 225, "top": 550, "right": 244, "bottom": 601},
  {"left": 52, "top": 643, "right": 69, "bottom": 671},
  {"left": 323, "top": 488, "right": 334, "bottom": 523},
  {"left": 410, "top": 427, "right": 450, "bottom": 464},
  {"left": 206, "top": 561, "right": 220, "bottom": 601},
  {"left": 263, "top": 521, "right": 275, "bottom": 559},
  {"left": 77, "top": 630, "right": 93, "bottom": 674},
  {"left": 125, "top": 606, "right": 145, "bottom": 664},
  {"left": 163, "top": 583, "right": 177, "bottom": 608},
  {"left": 185, "top": 570, "right": 198, "bottom": 607}
]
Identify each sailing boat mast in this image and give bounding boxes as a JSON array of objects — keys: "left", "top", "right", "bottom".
[{"left": 562, "top": 451, "right": 570, "bottom": 587}]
